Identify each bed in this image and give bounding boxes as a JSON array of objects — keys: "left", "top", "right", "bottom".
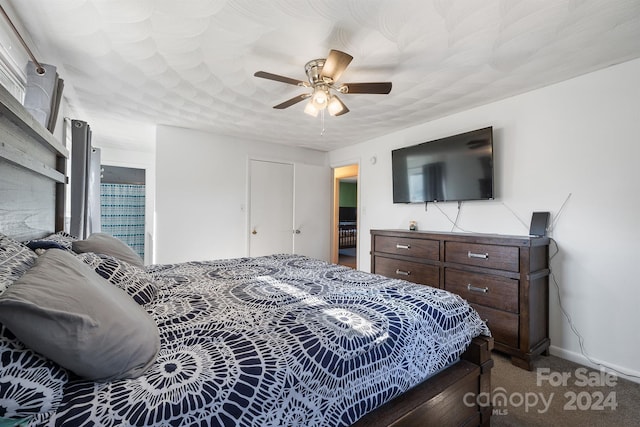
[
  {"left": 338, "top": 221, "right": 357, "bottom": 249},
  {"left": 338, "top": 208, "right": 357, "bottom": 250},
  {"left": 0, "top": 83, "right": 494, "bottom": 426}
]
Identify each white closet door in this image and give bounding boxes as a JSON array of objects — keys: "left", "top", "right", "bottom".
[
  {"left": 293, "top": 164, "right": 331, "bottom": 261},
  {"left": 249, "top": 160, "right": 294, "bottom": 257}
]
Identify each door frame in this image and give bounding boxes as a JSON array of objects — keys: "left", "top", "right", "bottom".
[{"left": 331, "top": 163, "right": 359, "bottom": 265}]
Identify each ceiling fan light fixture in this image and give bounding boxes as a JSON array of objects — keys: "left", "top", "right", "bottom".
[
  {"left": 327, "top": 95, "right": 347, "bottom": 116},
  {"left": 304, "top": 100, "right": 319, "bottom": 117},
  {"left": 311, "top": 85, "right": 328, "bottom": 108}
]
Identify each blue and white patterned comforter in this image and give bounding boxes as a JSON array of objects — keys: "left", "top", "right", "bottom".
[{"left": 35, "top": 254, "right": 489, "bottom": 426}]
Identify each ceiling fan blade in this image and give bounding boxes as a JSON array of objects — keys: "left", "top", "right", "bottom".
[
  {"left": 273, "top": 93, "right": 311, "bottom": 109},
  {"left": 320, "top": 49, "right": 353, "bottom": 82},
  {"left": 254, "top": 71, "right": 306, "bottom": 86},
  {"left": 340, "top": 82, "right": 392, "bottom": 94},
  {"left": 328, "top": 94, "right": 349, "bottom": 116}
]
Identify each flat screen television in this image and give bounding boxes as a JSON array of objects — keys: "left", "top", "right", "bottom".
[{"left": 392, "top": 127, "right": 494, "bottom": 203}]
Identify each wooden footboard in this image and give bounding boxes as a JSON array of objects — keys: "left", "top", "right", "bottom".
[
  {"left": 338, "top": 222, "right": 357, "bottom": 248},
  {"left": 353, "top": 336, "right": 494, "bottom": 427}
]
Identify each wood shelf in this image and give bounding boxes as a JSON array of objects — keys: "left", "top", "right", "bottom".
[
  {"left": 0, "top": 82, "right": 67, "bottom": 158},
  {"left": 0, "top": 81, "right": 68, "bottom": 238}
]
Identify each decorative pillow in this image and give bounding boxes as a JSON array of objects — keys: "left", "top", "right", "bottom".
[
  {"left": 0, "top": 234, "right": 38, "bottom": 295},
  {"left": 23, "top": 231, "right": 77, "bottom": 251},
  {"left": 0, "top": 249, "right": 160, "bottom": 382},
  {"left": 25, "top": 240, "right": 68, "bottom": 251},
  {"left": 0, "top": 323, "right": 68, "bottom": 419},
  {"left": 76, "top": 252, "right": 158, "bottom": 305},
  {"left": 72, "top": 233, "right": 143, "bottom": 268}
]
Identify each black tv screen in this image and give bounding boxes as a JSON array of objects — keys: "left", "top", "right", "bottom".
[{"left": 392, "top": 127, "right": 494, "bottom": 203}]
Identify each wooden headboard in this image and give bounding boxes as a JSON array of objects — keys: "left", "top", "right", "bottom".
[{"left": 0, "top": 83, "right": 68, "bottom": 241}]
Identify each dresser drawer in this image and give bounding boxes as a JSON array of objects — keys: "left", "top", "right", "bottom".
[
  {"left": 373, "top": 256, "right": 439, "bottom": 287},
  {"left": 445, "top": 269, "right": 519, "bottom": 313},
  {"left": 445, "top": 242, "right": 519, "bottom": 272},
  {"left": 471, "top": 304, "right": 519, "bottom": 348},
  {"left": 374, "top": 235, "right": 439, "bottom": 260}
]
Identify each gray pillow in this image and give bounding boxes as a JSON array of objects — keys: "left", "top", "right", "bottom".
[
  {"left": 73, "top": 233, "right": 144, "bottom": 268},
  {"left": 0, "top": 249, "right": 159, "bottom": 382}
]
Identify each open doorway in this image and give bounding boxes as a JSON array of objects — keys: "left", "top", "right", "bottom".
[
  {"left": 100, "top": 165, "right": 146, "bottom": 260},
  {"left": 332, "top": 164, "right": 358, "bottom": 268}
]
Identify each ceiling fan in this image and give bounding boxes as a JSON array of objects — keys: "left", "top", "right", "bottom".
[{"left": 254, "top": 49, "right": 392, "bottom": 117}]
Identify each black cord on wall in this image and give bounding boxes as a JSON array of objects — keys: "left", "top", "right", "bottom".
[
  {"left": 549, "top": 238, "right": 639, "bottom": 380},
  {"left": 430, "top": 192, "right": 639, "bottom": 380}
]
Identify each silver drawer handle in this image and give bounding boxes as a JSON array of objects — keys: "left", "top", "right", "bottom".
[
  {"left": 468, "top": 251, "right": 489, "bottom": 259},
  {"left": 395, "top": 269, "right": 411, "bottom": 276},
  {"left": 467, "top": 284, "right": 489, "bottom": 293},
  {"left": 396, "top": 244, "right": 411, "bottom": 250}
]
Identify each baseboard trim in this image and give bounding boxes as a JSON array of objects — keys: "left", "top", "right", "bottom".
[{"left": 549, "top": 345, "right": 640, "bottom": 384}]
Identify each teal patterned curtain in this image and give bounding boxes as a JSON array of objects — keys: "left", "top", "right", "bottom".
[{"left": 100, "top": 183, "right": 145, "bottom": 259}]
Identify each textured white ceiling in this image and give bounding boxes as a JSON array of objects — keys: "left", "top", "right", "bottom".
[{"left": 8, "top": 0, "right": 640, "bottom": 151}]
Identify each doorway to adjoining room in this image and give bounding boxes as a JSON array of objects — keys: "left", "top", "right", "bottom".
[
  {"left": 100, "top": 165, "right": 146, "bottom": 260},
  {"left": 332, "top": 164, "right": 358, "bottom": 269}
]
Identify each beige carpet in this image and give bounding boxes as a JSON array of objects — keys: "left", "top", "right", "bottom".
[{"left": 490, "top": 352, "right": 640, "bottom": 426}]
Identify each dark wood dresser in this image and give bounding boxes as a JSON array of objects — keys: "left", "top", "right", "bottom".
[{"left": 371, "top": 229, "right": 550, "bottom": 370}]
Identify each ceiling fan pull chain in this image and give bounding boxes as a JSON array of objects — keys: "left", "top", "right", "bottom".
[{"left": 320, "top": 109, "right": 325, "bottom": 136}]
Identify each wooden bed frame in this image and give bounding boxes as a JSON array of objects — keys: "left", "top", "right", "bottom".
[
  {"left": 338, "top": 221, "right": 357, "bottom": 249},
  {"left": 0, "top": 83, "right": 493, "bottom": 427},
  {"left": 360, "top": 336, "right": 493, "bottom": 427}
]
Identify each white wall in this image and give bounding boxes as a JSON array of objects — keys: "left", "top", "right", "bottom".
[
  {"left": 329, "top": 59, "right": 640, "bottom": 381},
  {"left": 155, "top": 125, "right": 328, "bottom": 264}
]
